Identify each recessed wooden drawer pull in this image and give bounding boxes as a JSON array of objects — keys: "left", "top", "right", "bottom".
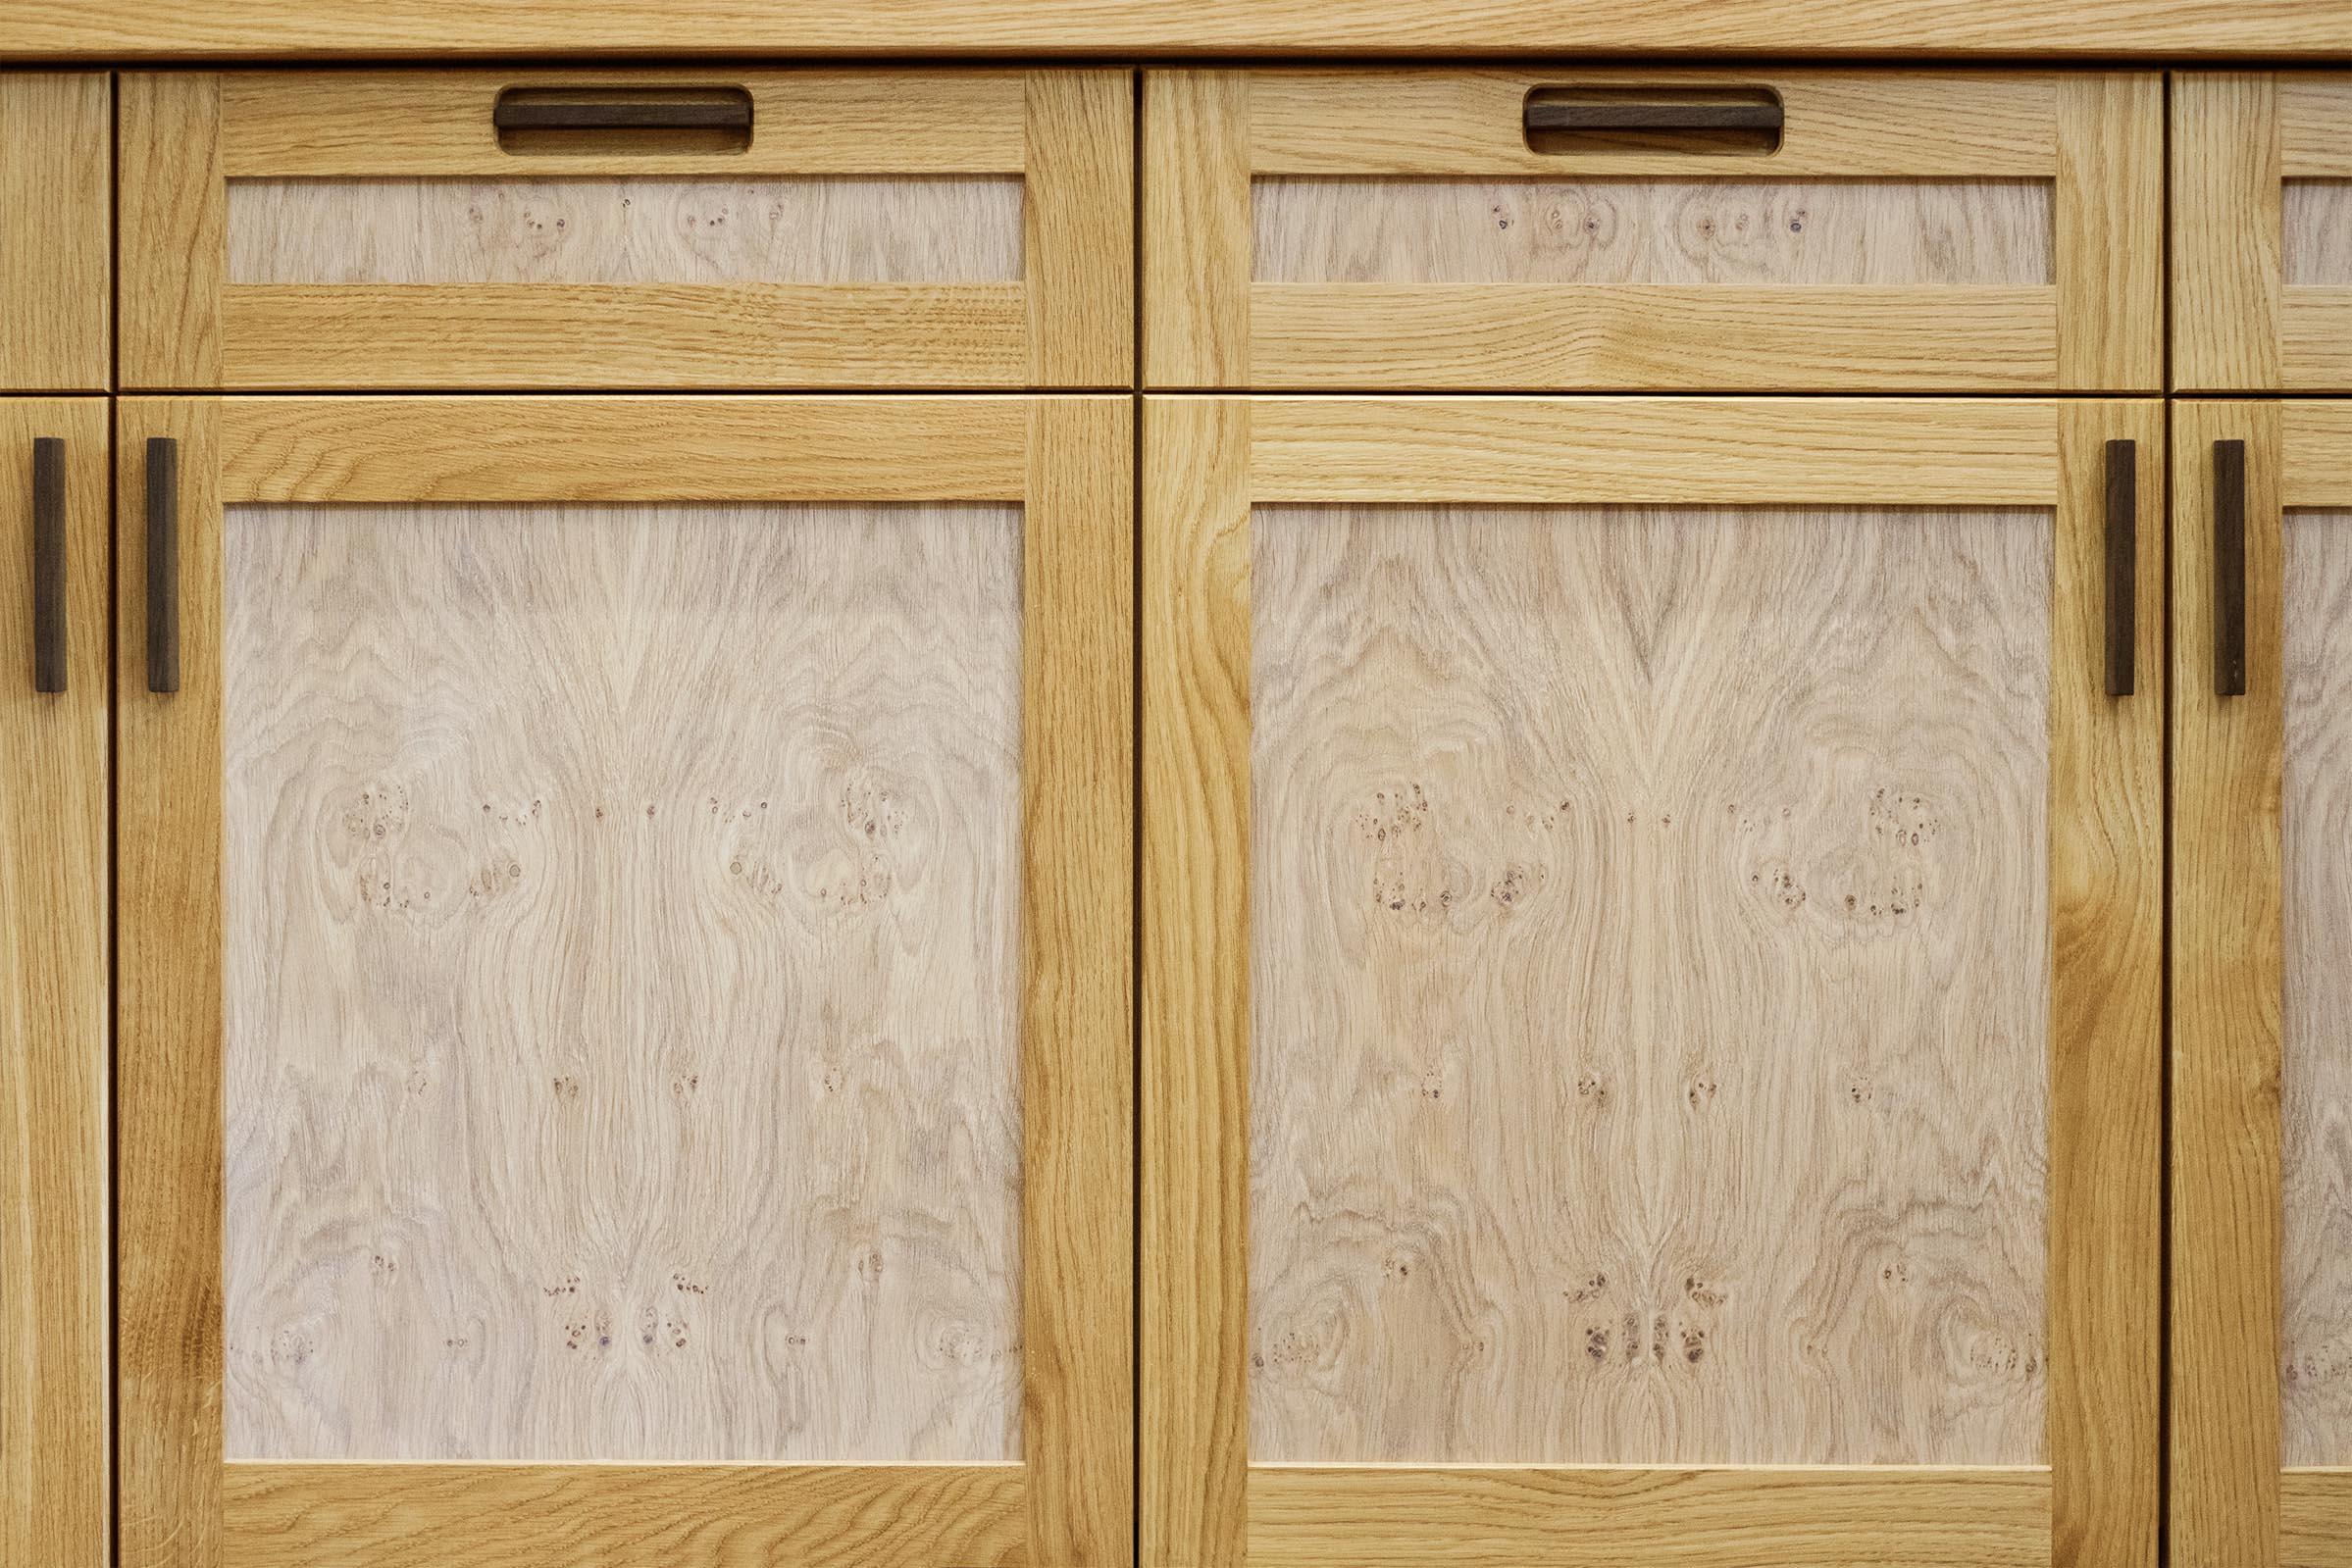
[
  {"left": 491, "top": 86, "right": 753, "bottom": 152},
  {"left": 1523, "top": 87, "right": 1784, "bottom": 153},
  {"left": 145, "top": 435, "right": 178, "bottom": 695},
  {"left": 30, "top": 436, "right": 64, "bottom": 694},
  {"left": 2105, "top": 437, "right": 2136, "bottom": 698},
  {"left": 2213, "top": 437, "right": 2247, "bottom": 699}
]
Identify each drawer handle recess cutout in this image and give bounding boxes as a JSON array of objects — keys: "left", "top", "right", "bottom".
[
  {"left": 1524, "top": 87, "right": 1784, "bottom": 155},
  {"left": 493, "top": 87, "right": 753, "bottom": 154}
]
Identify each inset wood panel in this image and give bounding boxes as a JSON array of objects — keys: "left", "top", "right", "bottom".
[
  {"left": 1249, "top": 503, "right": 2051, "bottom": 1465},
  {"left": 0, "top": 75, "right": 109, "bottom": 390},
  {"left": 0, "top": 403, "right": 110, "bottom": 1568},
  {"left": 2282, "top": 182, "right": 2352, "bottom": 285},
  {"left": 220, "top": 501, "right": 1024, "bottom": 1462},
  {"left": 2284, "top": 509, "right": 2352, "bottom": 1468},
  {"left": 1253, "top": 179, "right": 2051, "bottom": 285},
  {"left": 227, "top": 177, "right": 1025, "bottom": 284}
]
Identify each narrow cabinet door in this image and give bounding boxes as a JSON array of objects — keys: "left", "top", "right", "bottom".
[
  {"left": 2172, "top": 403, "right": 2352, "bottom": 1568},
  {"left": 115, "top": 396, "right": 1132, "bottom": 1568},
  {"left": 0, "top": 402, "right": 109, "bottom": 1568},
  {"left": 1143, "top": 397, "right": 2164, "bottom": 1567}
]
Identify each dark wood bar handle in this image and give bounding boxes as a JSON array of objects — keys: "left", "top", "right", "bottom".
[
  {"left": 31, "top": 436, "right": 64, "bottom": 694},
  {"left": 492, "top": 86, "right": 752, "bottom": 134},
  {"left": 2214, "top": 438, "right": 2247, "bottom": 699},
  {"left": 146, "top": 436, "right": 179, "bottom": 695},
  {"left": 1523, "top": 97, "right": 1785, "bottom": 134},
  {"left": 2104, "top": 438, "right": 2136, "bottom": 699}
]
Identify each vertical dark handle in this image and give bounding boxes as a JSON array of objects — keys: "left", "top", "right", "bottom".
[
  {"left": 32, "top": 437, "right": 64, "bottom": 693},
  {"left": 2214, "top": 438, "right": 2247, "bottom": 699},
  {"left": 146, "top": 436, "right": 179, "bottom": 695},
  {"left": 2104, "top": 438, "right": 2136, "bottom": 699}
]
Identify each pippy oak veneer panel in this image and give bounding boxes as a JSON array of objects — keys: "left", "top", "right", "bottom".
[
  {"left": 1249, "top": 503, "right": 2052, "bottom": 1465},
  {"left": 1253, "top": 178, "right": 2052, "bottom": 286},
  {"left": 2285, "top": 509, "right": 2352, "bottom": 1469},
  {"left": 228, "top": 177, "right": 1025, "bottom": 284},
  {"left": 219, "top": 501, "right": 1025, "bottom": 1462}
]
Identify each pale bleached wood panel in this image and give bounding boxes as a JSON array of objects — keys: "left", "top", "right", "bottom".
[
  {"left": 0, "top": 76, "right": 107, "bottom": 389},
  {"left": 1253, "top": 179, "right": 2051, "bottom": 285},
  {"left": 2284, "top": 508, "right": 2352, "bottom": 1469},
  {"left": 220, "top": 501, "right": 1025, "bottom": 1462},
  {"left": 227, "top": 178, "right": 1024, "bottom": 284},
  {"left": 2281, "top": 182, "right": 2352, "bottom": 285},
  {"left": 1248, "top": 1465, "right": 2051, "bottom": 1567},
  {"left": 2284, "top": 1468, "right": 2352, "bottom": 1568},
  {"left": 1249, "top": 503, "right": 2051, "bottom": 1465},
  {"left": 5, "top": 0, "right": 2350, "bottom": 57},
  {"left": 0, "top": 402, "right": 110, "bottom": 1568},
  {"left": 224, "top": 1461, "right": 1028, "bottom": 1567}
]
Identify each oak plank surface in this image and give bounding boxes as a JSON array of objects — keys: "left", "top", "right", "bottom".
[
  {"left": 0, "top": 75, "right": 107, "bottom": 389},
  {"left": 2283, "top": 1468, "right": 2352, "bottom": 1568}
]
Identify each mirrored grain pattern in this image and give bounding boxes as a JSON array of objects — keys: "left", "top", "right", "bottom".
[
  {"left": 1249, "top": 503, "right": 2051, "bottom": 1465},
  {"left": 228, "top": 177, "right": 1024, "bottom": 284},
  {"left": 220, "top": 501, "right": 1024, "bottom": 1462},
  {"left": 1253, "top": 178, "right": 2051, "bottom": 286},
  {"left": 2284, "top": 509, "right": 2352, "bottom": 1467}
]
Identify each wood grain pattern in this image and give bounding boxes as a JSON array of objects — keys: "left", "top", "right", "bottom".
[
  {"left": 220, "top": 500, "right": 1025, "bottom": 1463},
  {"left": 0, "top": 75, "right": 107, "bottom": 389},
  {"left": 2044, "top": 400, "right": 2164, "bottom": 1568},
  {"left": 2171, "top": 399, "right": 2286, "bottom": 1568},
  {"left": 2284, "top": 402, "right": 2352, "bottom": 506},
  {"left": 1244, "top": 284, "right": 2061, "bottom": 392},
  {"left": 1253, "top": 178, "right": 2053, "bottom": 285},
  {"left": 1248, "top": 501, "right": 2052, "bottom": 1465},
  {"left": 1141, "top": 397, "right": 1254, "bottom": 1567},
  {"left": 0, "top": 400, "right": 110, "bottom": 1568},
  {"left": 2280, "top": 77, "right": 2352, "bottom": 177},
  {"left": 1141, "top": 71, "right": 1253, "bottom": 387},
  {"left": 119, "top": 396, "right": 229, "bottom": 1568},
  {"left": 2283, "top": 1468, "right": 2352, "bottom": 1568},
  {"left": 121, "top": 73, "right": 227, "bottom": 389},
  {"left": 2173, "top": 75, "right": 2284, "bottom": 392},
  {"left": 2281, "top": 182, "right": 2352, "bottom": 285},
  {"left": 2284, "top": 507, "right": 2352, "bottom": 1469},
  {"left": 226, "top": 177, "right": 1025, "bottom": 283},
  {"left": 213, "top": 396, "right": 1029, "bottom": 503},
  {"left": 2, "top": 0, "right": 2348, "bottom": 56},
  {"left": 1017, "top": 398, "right": 1135, "bottom": 1564},
  {"left": 2054, "top": 73, "right": 2163, "bottom": 390},
  {"left": 223, "top": 1461, "right": 1028, "bottom": 1567},
  {"left": 1246, "top": 398, "right": 2060, "bottom": 507},
  {"left": 1023, "top": 70, "right": 1135, "bottom": 387},
  {"left": 2278, "top": 291, "right": 2352, "bottom": 394},
  {"left": 1247, "top": 1465, "right": 2052, "bottom": 1567}
]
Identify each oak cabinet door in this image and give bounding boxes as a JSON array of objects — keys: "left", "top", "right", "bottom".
[
  {"left": 2172, "top": 403, "right": 2352, "bottom": 1568},
  {"left": 0, "top": 75, "right": 109, "bottom": 391},
  {"left": 2174, "top": 76, "right": 2352, "bottom": 393},
  {"left": 120, "top": 70, "right": 1131, "bottom": 390},
  {"left": 1142, "top": 71, "right": 2161, "bottom": 392},
  {"left": 1143, "top": 397, "right": 2163, "bottom": 1567},
  {"left": 115, "top": 396, "right": 1131, "bottom": 1568},
  {"left": 0, "top": 402, "right": 109, "bottom": 1568}
]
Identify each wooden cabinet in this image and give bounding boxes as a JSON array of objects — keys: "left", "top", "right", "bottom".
[
  {"left": 2174, "top": 76, "right": 2352, "bottom": 393},
  {"left": 1143, "top": 71, "right": 2161, "bottom": 391},
  {"left": 2172, "top": 404, "right": 2352, "bottom": 1568},
  {"left": 119, "top": 70, "right": 1133, "bottom": 390},
  {"left": 111, "top": 395, "right": 1131, "bottom": 1567},
  {"left": 0, "top": 76, "right": 110, "bottom": 391},
  {"left": 0, "top": 403, "right": 109, "bottom": 1568},
  {"left": 1142, "top": 396, "right": 2164, "bottom": 1566}
]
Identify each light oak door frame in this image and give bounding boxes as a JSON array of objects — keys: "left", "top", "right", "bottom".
[
  {"left": 120, "top": 69, "right": 1132, "bottom": 390},
  {"left": 1143, "top": 70, "right": 2161, "bottom": 391},
  {"left": 2173, "top": 76, "right": 2352, "bottom": 392},
  {"left": 0, "top": 401, "right": 110, "bottom": 1568},
  {"left": 0, "top": 75, "right": 110, "bottom": 391},
  {"left": 116, "top": 395, "right": 1132, "bottom": 1568},
  {"left": 2172, "top": 402, "right": 2352, "bottom": 1568},
  {"left": 1142, "top": 396, "right": 2163, "bottom": 1567}
]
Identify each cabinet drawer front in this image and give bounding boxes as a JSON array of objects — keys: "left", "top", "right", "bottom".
[
  {"left": 0, "top": 76, "right": 108, "bottom": 391},
  {"left": 2175, "top": 75, "right": 2352, "bottom": 393},
  {"left": 1145, "top": 70, "right": 2160, "bottom": 391},
  {"left": 122, "top": 71, "right": 1132, "bottom": 390}
]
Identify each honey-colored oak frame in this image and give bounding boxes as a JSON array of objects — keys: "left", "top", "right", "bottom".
[
  {"left": 1142, "top": 71, "right": 2162, "bottom": 392},
  {"left": 119, "top": 70, "right": 1132, "bottom": 390},
  {"left": 0, "top": 74, "right": 108, "bottom": 390},
  {"left": 1142, "top": 396, "right": 2164, "bottom": 1567},
  {"left": 115, "top": 395, "right": 1133, "bottom": 1568},
  {"left": 2173, "top": 76, "right": 2352, "bottom": 393},
  {"left": 2171, "top": 401, "right": 2352, "bottom": 1568}
]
